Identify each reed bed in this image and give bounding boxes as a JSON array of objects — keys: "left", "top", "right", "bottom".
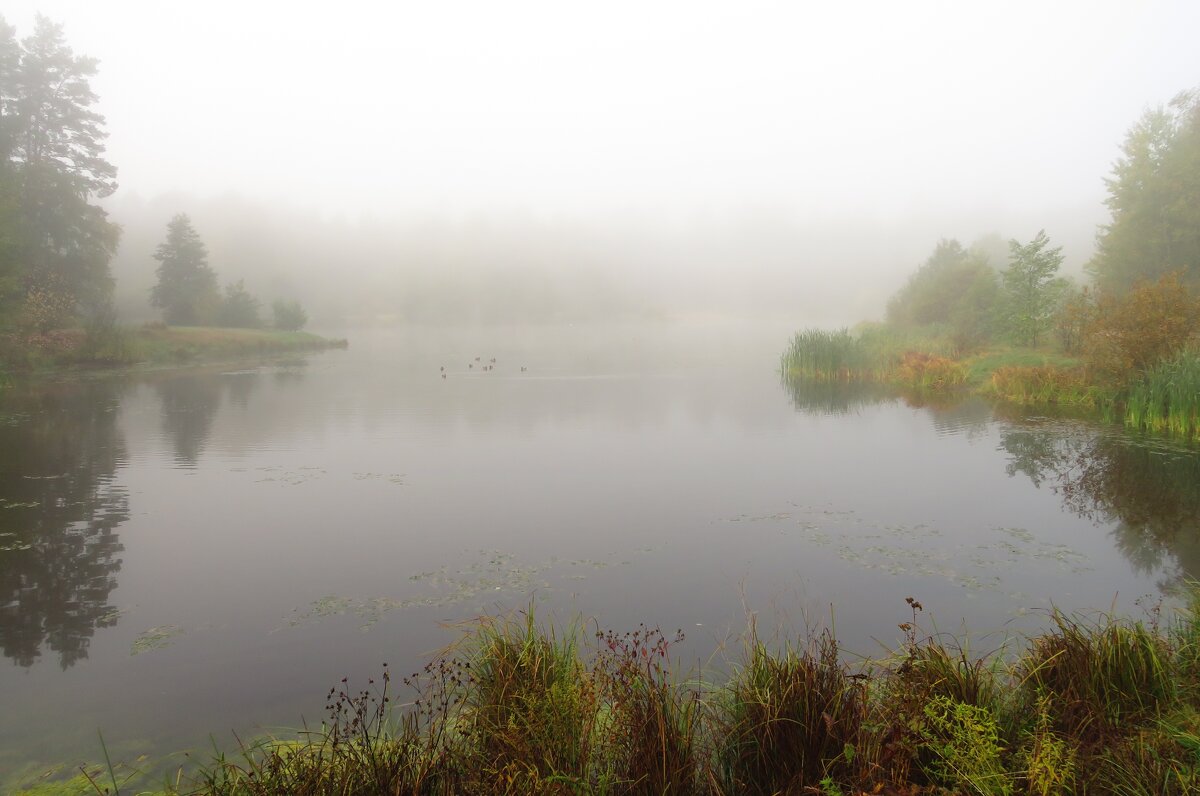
[
  {"left": 780, "top": 328, "right": 877, "bottom": 382},
  {"left": 64, "top": 594, "right": 1200, "bottom": 796},
  {"left": 1125, "top": 348, "right": 1200, "bottom": 438},
  {"left": 781, "top": 327, "right": 966, "bottom": 392}
]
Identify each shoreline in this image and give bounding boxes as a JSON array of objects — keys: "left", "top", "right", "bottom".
[{"left": 0, "top": 326, "right": 349, "bottom": 383}]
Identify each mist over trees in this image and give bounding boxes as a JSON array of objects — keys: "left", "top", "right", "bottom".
[
  {"left": 1090, "top": 90, "right": 1200, "bottom": 291},
  {"left": 0, "top": 14, "right": 118, "bottom": 329},
  {"left": 885, "top": 239, "right": 998, "bottom": 349}
]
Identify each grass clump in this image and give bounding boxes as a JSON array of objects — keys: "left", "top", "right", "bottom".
[
  {"left": 1019, "top": 610, "right": 1174, "bottom": 737},
  {"left": 986, "top": 364, "right": 1103, "bottom": 406},
  {"left": 713, "top": 630, "right": 865, "bottom": 794},
  {"left": 193, "top": 663, "right": 455, "bottom": 794},
  {"left": 1125, "top": 347, "right": 1200, "bottom": 438},
  {"left": 889, "top": 351, "right": 967, "bottom": 392},
  {"left": 454, "top": 612, "right": 600, "bottom": 789},
  {"left": 45, "top": 593, "right": 1200, "bottom": 795},
  {"left": 781, "top": 328, "right": 875, "bottom": 382}
]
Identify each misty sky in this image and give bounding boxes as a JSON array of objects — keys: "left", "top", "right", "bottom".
[
  {"left": 5, "top": 1, "right": 1199, "bottom": 324},
  {"left": 8, "top": 1, "right": 1197, "bottom": 218}
]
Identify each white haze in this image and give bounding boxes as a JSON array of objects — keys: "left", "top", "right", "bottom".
[{"left": 6, "top": 1, "right": 1199, "bottom": 325}]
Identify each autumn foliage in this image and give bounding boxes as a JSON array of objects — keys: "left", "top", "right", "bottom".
[{"left": 1081, "top": 272, "right": 1200, "bottom": 385}]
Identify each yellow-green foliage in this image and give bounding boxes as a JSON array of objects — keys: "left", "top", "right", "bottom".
[
  {"left": 459, "top": 613, "right": 598, "bottom": 782},
  {"left": 1125, "top": 347, "right": 1200, "bottom": 438},
  {"left": 987, "top": 364, "right": 1100, "bottom": 406},
  {"left": 1021, "top": 697, "right": 1077, "bottom": 796},
  {"left": 920, "top": 695, "right": 1011, "bottom": 795},
  {"left": 890, "top": 351, "right": 967, "bottom": 391}
]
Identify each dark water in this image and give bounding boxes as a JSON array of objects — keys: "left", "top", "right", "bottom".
[{"left": 2, "top": 321, "right": 1199, "bottom": 771}]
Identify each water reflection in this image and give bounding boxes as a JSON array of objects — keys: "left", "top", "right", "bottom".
[
  {"left": 781, "top": 377, "right": 892, "bottom": 415},
  {"left": 156, "top": 375, "right": 225, "bottom": 465},
  {"left": 0, "top": 381, "right": 128, "bottom": 669},
  {"left": 997, "top": 421, "right": 1200, "bottom": 589},
  {"left": 782, "top": 377, "right": 1200, "bottom": 591}
]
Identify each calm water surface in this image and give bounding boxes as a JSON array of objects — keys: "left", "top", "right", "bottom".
[{"left": 2, "top": 321, "right": 1199, "bottom": 769}]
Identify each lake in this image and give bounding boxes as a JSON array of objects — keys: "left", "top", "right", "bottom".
[{"left": 2, "top": 320, "right": 1198, "bottom": 771}]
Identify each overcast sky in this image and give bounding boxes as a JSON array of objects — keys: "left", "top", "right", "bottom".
[{"left": 5, "top": 0, "right": 1196, "bottom": 221}]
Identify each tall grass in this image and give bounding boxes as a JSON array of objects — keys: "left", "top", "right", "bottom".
[
  {"left": 1125, "top": 347, "right": 1200, "bottom": 438},
  {"left": 987, "top": 364, "right": 1105, "bottom": 406},
  {"left": 713, "top": 630, "right": 865, "bottom": 793},
  {"left": 32, "top": 596, "right": 1200, "bottom": 795},
  {"left": 781, "top": 326, "right": 965, "bottom": 391},
  {"left": 889, "top": 351, "right": 967, "bottom": 391},
  {"left": 780, "top": 328, "right": 875, "bottom": 381},
  {"left": 1019, "top": 610, "right": 1174, "bottom": 736}
]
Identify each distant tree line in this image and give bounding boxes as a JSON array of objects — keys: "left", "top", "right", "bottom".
[
  {"left": 149, "top": 212, "right": 307, "bottom": 330},
  {"left": 0, "top": 15, "right": 306, "bottom": 344}
]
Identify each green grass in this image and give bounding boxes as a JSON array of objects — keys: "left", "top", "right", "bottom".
[
  {"left": 713, "top": 630, "right": 864, "bottom": 793},
  {"left": 130, "top": 325, "right": 347, "bottom": 365},
  {"left": 962, "top": 347, "right": 1083, "bottom": 387},
  {"left": 0, "top": 324, "right": 347, "bottom": 374},
  {"left": 1125, "top": 347, "right": 1200, "bottom": 438},
  {"left": 780, "top": 325, "right": 964, "bottom": 389},
  {"left": 780, "top": 328, "right": 877, "bottom": 381},
  {"left": 19, "top": 595, "right": 1200, "bottom": 795}
]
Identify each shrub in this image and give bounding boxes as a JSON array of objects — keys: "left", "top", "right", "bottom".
[
  {"left": 919, "top": 696, "right": 1011, "bottom": 795},
  {"left": 19, "top": 277, "right": 75, "bottom": 333},
  {"left": 273, "top": 299, "right": 308, "bottom": 332},
  {"left": 218, "top": 281, "right": 262, "bottom": 329},
  {"left": 1082, "top": 272, "right": 1200, "bottom": 386}
]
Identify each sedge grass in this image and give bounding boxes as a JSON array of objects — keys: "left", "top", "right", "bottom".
[
  {"left": 713, "top": 630, "right": 865, "bottom": 794},
  {"left": 1125, "top": 347, "right": 1200, "bottom": 438},
  {"left": 780, "top": 328, "right": 876, "bottom": 382},
  {"left": 31, "top": 595, "right": 1200, "bottom": 795}
]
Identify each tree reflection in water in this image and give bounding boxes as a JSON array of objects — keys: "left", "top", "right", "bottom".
[
  {"left": 999, "top": 419, "right": 1200, "bottom": 589},
  {"left": 0, "top": 380, "right": 128, "bottom": 668}
]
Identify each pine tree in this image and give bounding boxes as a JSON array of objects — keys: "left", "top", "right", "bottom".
[
  {"left": 1, "top": 15, "right": 119, "bottom": 317},
  {"left": 150, "top": 214, "right": 219, "bottom": 326}
]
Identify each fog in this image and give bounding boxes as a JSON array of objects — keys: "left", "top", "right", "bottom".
[{"left": 6, "top": 1, "right": 1198, "bottom": 325}]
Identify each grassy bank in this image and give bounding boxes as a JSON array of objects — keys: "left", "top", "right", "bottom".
[
  {"left": 781, "top": 327, "right": 1200, "bottom": 439},
  {"left": 0, "top": 324, "right": 348, "bottom": 376},
  {"left": 17, "top": 596, "right": 1200, "bottom": 795}
]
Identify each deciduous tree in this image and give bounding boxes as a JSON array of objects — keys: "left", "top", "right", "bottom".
[
  {"left": 1090, "top": 89, "right": 1200, "bottom": 291},
  {"left": 1001, "top": 230, "right": 1065, "bottom": 347}
]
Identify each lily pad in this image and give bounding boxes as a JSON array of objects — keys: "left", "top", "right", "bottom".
[{"left": 131, "top": 625, "right": 184, "bottom": 655}]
